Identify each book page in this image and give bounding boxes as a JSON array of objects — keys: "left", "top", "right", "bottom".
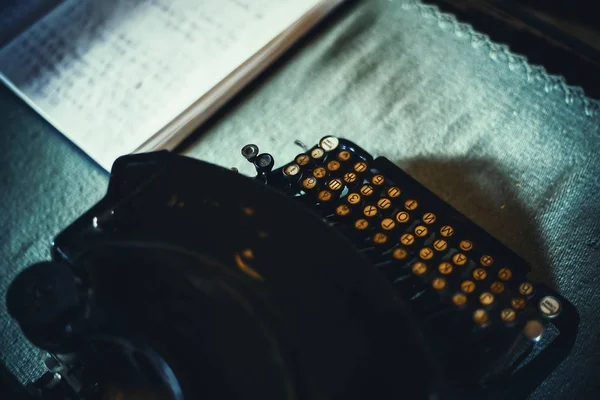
[{"left": 0, "top": 0, "right": 325, "bottom": 170}]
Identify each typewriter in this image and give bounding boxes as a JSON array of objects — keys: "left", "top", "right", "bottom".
[{"left": 3, "top": 137, "right": 578, "bottom": 399}]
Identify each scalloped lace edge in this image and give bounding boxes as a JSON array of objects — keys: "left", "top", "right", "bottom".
[{"left": 401, "top": 0, "right": 600, "bottom": 118}]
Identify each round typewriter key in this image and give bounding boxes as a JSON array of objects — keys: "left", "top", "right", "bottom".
[
  {"left": 242, "top": 207, "right": 256, "bottom": 216},
  {"left": 480, "top": 255, "right": 494, "bottom": 267},
  {"left": 440, "top": 225, "right": 454, "bottom": 237},
  {"left": 433, "top": 239, "right": 448, "bottom": 251},
  {"left": 354, "top": 161, "right": 368, "bottom": 173},
  {"left": 257, "top": 153, "right": 274, "bottom": 170},
  {"left": 241, "top": 144, "right": 259, "bottom": 159},
  {"left": 512, "top": 297, "right": 526, "bottom": 310},
  {"left": 336, "top": 204, "right": 351, "bottom": 216},
  {"left": 363, "top": 205, "right": 378, "bottom": 217},
  {"left": 472, "top": 268, "right": 487, "bottom": 281},
  {"left": 318, "top": 190, "right": 332, "bottom": 202},
  {"left": 432, "top": 278, "right": 446, "bottom": 290},
  {"left": 372, "top": 232, "right": 388, "bottom": 245},
  {"left": 377, "top": 197, "right": 392, "bottom": 210},
  {"left": 372, "top": 174, "right": 385, "bottom": 185},
  {"left": 327, "top": 160, "right": 341, "bottom": 171},
  {"left": 438, "top": 262, "right": 453, "bottom": 275},
  {"left": 404, "top": 199, "right": 418, "bottom": 211},
  {"left": 381, "top": 218, "right": 396, "bottom": 231},
  {"left": 395, "top": 211, "right": 410, "bottom": 223},
  {"left": 524, "top": 320, "right": 544, "bottom": 341},
  {"left": 459, "top": 240, "right": 473, "bottom": 251},
  {"left": 360, "top": 184, "right": 374, "bottom": 196},
  {"left": 302, "top": 177, "right": 318, "bottom": 190},
  {"left": 313, "top": 167, "right": 327, "bottom": 179},
  {"left": 415, "top": 225, "right": 428, "bottom": 237},
  {"left": 242, "top": 248, "right": 254, "bottom": 260},
  {"left": 347, "top": 192, "right": 361, "bottom": 204},
  {"left": 461, "top": 280, "right": 476, "bottom": 294},
  {"left": 295, "top": 154, "right": 310, "bottom": 166},
  {"left": 320, "top": 136, "right": 339, "bottom": 152},
  {"left": 479, "top": 292, "right": 495, "bottom": 306},
  {"left": 498, "top": 268, "right": 512, "bottom": 281},
  {"left": 501, "top": 308, "right": 517, "bottom": 323},
  {"left": 453, "top": 293, "right": 468, "bottom": 307},
  {"left": 392, "top": 248, "right": 408, "bottom": 260},
  {"left": 343, "top": 172, "right": 358, "bottom": 183},
  {"left": 422, "top": 212, "right": 436, "bottom": 224},
  {"left": 412, "top": 262, "right": 428, "bottom": 276},
  {"left": 311, "top": 147, "right": 325, "bottom": 159},
  {"left": 284, "top": 163, "right": 301, "bottom": 176},
  {"left": 354, "top": 219, "right": 369, "bottom": 230},
  {"left": 519, "top": 282, "right": 534, "bottom": 296},
  {"left": 539, "top": 296, "right": 561, "bottom": 318},
  {"left": 473, "top": 309, "right": 489, "bottom": 326},
  {"left": 419, "top": 248, "right": 434, "bottom": 260},
  {"left": 338, "top": 150, "right": 352, "bottom": 161},
  {"left": 387, "top": 186, "right": 401, "bottom": 198},
  {"left": 490, "top": 281, "right": 505, "bottom": 294},
  {"left": 452, "top": 253, "right": 468, "bottom": 266},
  {"left": 400, "top": 233, "right": 415, "bottom": 246},
  {"left": 328, "top": 178, "right": 343, "bottom": 191}
]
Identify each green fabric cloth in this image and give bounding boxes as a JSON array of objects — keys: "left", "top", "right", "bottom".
[{"left": 1, "top": 0, "right": 599, "bottom": 398}]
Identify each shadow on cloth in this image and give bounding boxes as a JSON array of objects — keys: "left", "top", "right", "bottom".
[{"left": 398, "top": 156, "right": 557, "bottom": 289}]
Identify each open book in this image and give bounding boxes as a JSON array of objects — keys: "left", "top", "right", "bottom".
[{"left": 0, "top": 0, "right": 344, "bottom": 170}]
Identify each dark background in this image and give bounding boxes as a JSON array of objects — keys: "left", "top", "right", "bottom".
[{"left": 425, "top": 0, "right": 600, "bottom": 99}]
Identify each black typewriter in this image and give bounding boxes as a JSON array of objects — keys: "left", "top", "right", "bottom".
[{"left": 2, "top": 137, "right": 578, "bottom": 399}]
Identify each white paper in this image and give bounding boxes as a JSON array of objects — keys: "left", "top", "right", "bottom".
[{"left": 0, "top": 0, "right": 324, "bottom": 170}]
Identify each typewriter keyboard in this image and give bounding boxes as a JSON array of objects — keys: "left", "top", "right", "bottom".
[{"left": 261, "top": 136, "right": 576, "bottom": 389}]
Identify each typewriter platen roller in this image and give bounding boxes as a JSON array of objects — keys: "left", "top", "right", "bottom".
[{"left": 4, "top": 137, "right": 577, "bottom": 399}]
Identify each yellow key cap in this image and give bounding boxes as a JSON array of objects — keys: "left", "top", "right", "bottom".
[
  {"left": 363, "top": 205, "right": 378, "bottom": 217},
  {"left": 395, "top": 211, "right": 410, "bottom": 223},
  {"left": 387, "top": 187, "right": 401, "bottom": 198},
  {"left": 432, "top": 278, "right": 446, "bottom": 290},
  {"left": 461, "top": 280, "right": 476, "bottom": 293},
  {"left": 459, "top": 240, "right": 473, "bottom": 251},
  {"left": 452, "top": 253, "right": 468, "bottom": 266},
  {"left": 422, "top": 212, "right": 436, "bottom": 224},
  {"left": 400, "top": 233, "right": 415, "bottom": 245},
  {"left": 381, "top": 218, "right": 396, "bottom": 231},
  {"left": 392, "top": 248, "right": 408, "bottom": 260},
  {"left": 371, "top": 174, "right": 385, "bottom": 185},
  {"left": 414, "top": 225, "right": 428, "bottom": 237},
  {"left": 479, "top": 292, "right": 495, "bottom": 306},
  {"left": 501, "top": 308, "right": 517, "bottom": 323},
  {"left": 412, "top": 262, "right": 428, "bottom": 276},
  {"left": 338, "top": 150, "right": 352, "bottom": 161},
  {"left": 490, "top": 281, "right": 504, "bottom": 294},
  {"left": 473, "top": 309, "right": 489, "bottom": 326},
  {"left": 438, "top": 262, "right": 453, "bottom": 275},
  {"left": 336, "top": 204, "right": 351, "bottom": 216},
  {"left": 433, "top": 239, "right": 448, "bottom": 251},
  {"left": 404, "top": 199, "right": 418, "bottom": 210},
  {"left": 453, "top": 293, "right": 468, "bottom": 307}
]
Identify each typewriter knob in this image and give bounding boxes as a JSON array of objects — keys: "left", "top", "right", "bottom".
[
  {"left": 6, "top": 261, "right": 79, "bottom": 351},
  {"left": 241, "top": 144, "right": 259, "bottom": 160},
  {"left": 241, "top": 144, "right": 275, "bottom": 180},
  {"left": 254, "top": 153, "right": 274, "bottom": 174}
]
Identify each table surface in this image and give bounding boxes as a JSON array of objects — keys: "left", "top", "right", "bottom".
[{"left": 2, "top": 0, "right": 600, "bottom": 398}]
